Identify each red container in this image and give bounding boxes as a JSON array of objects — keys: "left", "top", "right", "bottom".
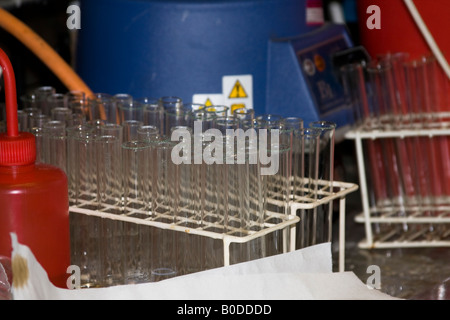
[
  {"left": 357, "top": 0, "right": 450, "bottom": 62},
  {"left": 0, "top": 49, "right": 70, "bottom": 289}
]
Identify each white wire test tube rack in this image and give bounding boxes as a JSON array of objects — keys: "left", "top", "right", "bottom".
[
  {"left": 69, "top": 178, "right": 358, "bottom": 279},
  {"left": 346, "top": 119, "right": 450, "bottom": 249}
]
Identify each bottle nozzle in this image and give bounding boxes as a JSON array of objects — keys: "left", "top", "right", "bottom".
[
  {"left": 0, "top": 49, "right": 18, "bottom": 138},
  {"left": 0, "top": 48, "right": 36, "bottom": 166}
]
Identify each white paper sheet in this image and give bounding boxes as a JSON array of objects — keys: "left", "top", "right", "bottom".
[{"left": 10, "top": 233, "right": 399, "bottom": 300}]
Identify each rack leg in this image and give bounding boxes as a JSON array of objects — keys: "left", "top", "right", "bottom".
[
  {"left": 355, "top": 135, "right": 373, "bottom": 247},
  {"left": 339, "top": 194, "right": 346, "bottom": 272}
]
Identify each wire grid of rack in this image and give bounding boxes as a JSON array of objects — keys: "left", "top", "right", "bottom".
[
  {"left": 69, "top": 177, "right": 358, "bottom": 273},
  {"left": 346, "top": 117, "right": 450, "bottom": 249}
]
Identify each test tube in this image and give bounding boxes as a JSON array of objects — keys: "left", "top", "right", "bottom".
[
  {"left": 123, "top": 120, "right": 144, "bottom": 142},
  {"left": 182, "top": 103, "right": 205, "bottom": 129},
  {"left": 140, "top": 97, "right": 163, "bottom": 134},
  {"left": 20, "top": 93, "right": 40, "bottom": 110},
  {"left": 232, "top": 140, "right": 266, "bottom": 264},
  {"left": 29, "top": 113, "right": 50, "bottom": 164},
  {"left": 23, "top": 107, "right": 41, "bottom": 130},
  {"left": 256, "top": 114, "right": 284, "bottom": 127},
  {"left": 118, "top": 98, "right": 143, "bottom": 124},
  {"left": 262, "top": 141, "right": 291, "bottom": 256},
  {"left": 404, "top": 59, "right": 439, "bottom": 227},
  {"left": 205, "top": 105, "right": 229, "bottom": 119},
  {"left": 66, "top": 125, "right": 100, "bottom": 287},
  {"left": 164, "top": 106, "right": 189, "bottom": 136},
  {"left": 308, "top": 121, "right": 336, "bottom": 245},
  {"left": 51, "top": 107, "right": 73, "bottom": 125},
  {"left": 308, "top": 121, "right": 336, "bottom": 191},
  {"left": 137, "top": 125, "right": 160, "bottom": 142},
  {"left": 87, "top": 93, "right": 113, "bottom": 123},
  {"left": 192, "top": 108, "right": 214, "bottom": 131},
  {"left": 66, "top": 125, "right": 98, "bottom": 205},
  {"left": 151, "top": 140, "right": 178, "bottom": 281},
  {"left": 159, "top": 96, "right": 183, "bottom": 110},
  {"left": 171, "top": 126, "right": 202, "bottom": 275},
  {"left": 233, "top": 107, "right": 255, "bottom": 121},
  {"left": 97, "top": 125, "right": 123, "bottom": 210},
  {"left": 280, "top": 117, "right": 303, "bottom": 197},
  {"left": 65, "top": 90, "right": 86, "bottom": 114},
  {"left": 42, "top": 120, "right": 67, "bottom": 172},
  {"left": 47, "top": 93, "right": 67, "bottom": 110},
  {"left": 96, "top": 130, "right": 124, "bottom": 286},
  {"left": 340, "top": 62, "right": 374, "bottom": 129},
  {"left": 34, "top": 86, "right": 56, "bottom": 116},
  {"left": 421, "top": 56, "right": 450, "bottom": 206},
  {"left": 197, "top": 131, "right": 225, "bottom": 270},
  {"left": 17, "top": 110, "right": 28, "bottom": 132},
  {"left": 122, "top": 140, "right": 152, "bottom": 284},
  {"left": 29, "top": 113, "right": 50, "bottom": 130},
  {"left": 293, "top": 128, "right": 320, "bottom": 249},
  {"left": 213, "top": 118, "right": 241, "bottom": 233}
]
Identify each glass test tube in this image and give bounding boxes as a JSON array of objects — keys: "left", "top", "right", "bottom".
[
  {"left": 122, "top": 140, "right": 152, "bottom": 284},
  {"left": 137, "top": 125, "right": 160, "bottom": 142},
  {"left": 197, "top": 131, "right": 225, "bottom": 270},
  {"left": 23, "top": 107, "right": 41, "bottom": 130},
  {"left": 205, "top": 105, "right": 229, "bottom": 119},
  {"left": 369, "top": 62, "right": 411, "bottom": 220},
  {"left": 118, "top": 99, "right": 143, "bottom": 124},
  {"left": 123, "top": 120, "right": 144, "bottom": 142},
  {"left": 17, "top": 110, "right": 28, "bottom": 132},
  {"left": 213, "top": 118, "right": 241, "bottom": 233},
  {"left": 280, "top": 117, "right": 303, "bottom": 198},
  {"left": 34, "top": 86, "right": 56, "bottom": 116},
  {"left": 308, "top": 121, "right": 336, "bottom": 245},
  {"left": 292, "top": 128, "right": 320, "bottom": 249},
  {"left": 42, "top": 120, "right": 67, "bottom": 172},
  {"left": 97, "top": 125, "right": 123, "bottom": 210},
  {"left": 182, "top": 103, "right": 205, "bottom": 128},
  {"left": 96, "top": 129, "right": 124, "bottom": 286},
  {"left": 164, "top": 107, "right": 189, "bottom": 136},
  {"left": 66, "top": 125, "right": 101, "bottom": 288},
  {"left": 87, "top": 93, "right": 113, "bottom": 123},
  {"left": 51, "top": 107, "right": 73, "bottom": 126},
  {"left": 233, "top": 107, "right": 255, "bottom": 121},
  {"left": 232, "top": 139, "right": 266, "bottom": 264},
  {"left": 140, "top": 98, "right": 163, "bottom": 135},
  {"left": 262, "top": 142, "right": 291, "bottom": 256},
  {"left": 151, "top": 140, "right": 178, "bottom": 281},
  {"left": 171, "top": 126, "right": 202, "bottom": 276},
  {"left": 159, "top": 96, "right": 183, "bottom": 110},
  {"left": 404, "top": 59, "right": 438, "bottom": 234},
  {"left": 47, "top": 93, "right": 67, "bottom": 110},
  {"left": 20, "top": 93, "right": 40, "bottom": 110},
  {"left": 29, "top": 113, "right": 50, "bottom": 164},
  {"left": 65, "top": 90, "right": 86, "bottom": 116}
]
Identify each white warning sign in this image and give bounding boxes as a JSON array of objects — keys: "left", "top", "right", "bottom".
[
  {"left": 223, "top": 74, "right": 253, "bottom": 113},
  {"left": 192, "top": 94, "right": 224, "bottom": 108}
]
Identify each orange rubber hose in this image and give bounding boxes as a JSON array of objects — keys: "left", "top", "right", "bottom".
[{"left": 0, "top": 8, "right": 94, "bottom": 98}]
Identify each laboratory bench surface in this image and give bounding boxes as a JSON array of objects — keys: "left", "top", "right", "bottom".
[
  {"left": 330, "top": 141, "right": 450, "bottom": 300},
  {"left": 333, "top": 212, "right": 450, "bottom": 300}
]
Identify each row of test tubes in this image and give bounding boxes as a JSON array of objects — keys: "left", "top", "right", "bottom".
[
  {"left": 1, "top": 87, "right": 336, "bottom": 287},
  {"left": 341, "top": 53, "right": 450, "bottom": 239}
]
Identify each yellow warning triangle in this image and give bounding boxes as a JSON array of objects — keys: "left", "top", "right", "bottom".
[
  {"left": 228, "top": 80, "right": 248, "bottom": 99},
  {"left": 204, "top": 98, "right": 213, "bottom": 107}
]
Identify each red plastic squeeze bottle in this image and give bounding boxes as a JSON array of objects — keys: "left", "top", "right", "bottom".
[{"left": 0, "top": 48, "right": 70, "bottom": 289}]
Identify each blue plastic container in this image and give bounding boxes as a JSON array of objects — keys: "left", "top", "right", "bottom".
[{"left": 76, "top": 0, "right": 320, "bottom": 115}]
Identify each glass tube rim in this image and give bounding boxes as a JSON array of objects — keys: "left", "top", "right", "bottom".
[{"left": 308, "top": 121, "right": 337, "bottom": 131}]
